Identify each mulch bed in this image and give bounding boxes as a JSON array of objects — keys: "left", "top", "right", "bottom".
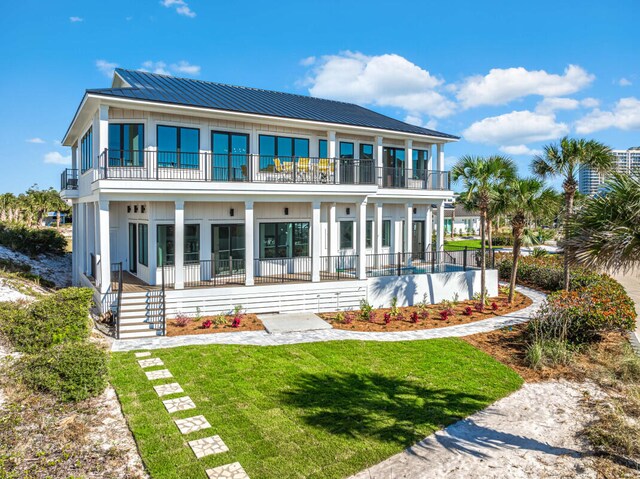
[
  {"left": 319, "top": 291, "right": 532, "bottom": 332},
  {"left": 166, "top": 313, "right": 264, "bottom": 336}
]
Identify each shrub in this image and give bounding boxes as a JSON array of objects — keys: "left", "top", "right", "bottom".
[
  {"left": 390, "top": 296, "right": 399, "bottom": 317},
  {"left": 0, "top": 223, "right": 67, "bottom": 257},
  {"left": 439, "top": 310, "right": 451, "bottom": 321},
  {"left": 359, "top": 299, "right": 373, "bottom": 321},
  {"left": 213, "top": 314, "right": 227, "bottom": 325},
  {"left": 420, "top": 310, "right": 429, "bottom": 320},
  {"left": 463, "top": 306, "right": 473, "bottom": 316},
  {"left": 19, "top": 341, "right": 108, "bottom": 402},
  {"left": 491, "top": 302, "right": 499, "bottom": 311},
  {"left": 486, "top": 235, "right": 512, "bottom": 247},
  {"left": 201, "top": 319, "right": 212, "bottom": 329},
  {"left": 410, "top": 311, "right": 419, "bottom": 323},
  {"left": 525, "top": 339, "right": 573, "bottom": 369},
  {"left": 383, "top": 312, "right": 391, "bottom": 324},
  {"left": 0, "top": 287, "right": 93, "bottom": 353},
  {"left": 174, "top": 314, "right": 191, "bottom": 327},
  {"left": 231, "top": 316, "right": 242, "bottom": 328}
]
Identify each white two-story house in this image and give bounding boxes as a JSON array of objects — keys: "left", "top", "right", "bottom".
[{"left": 60, "top": 69, "right": 493, "bottom": 338}]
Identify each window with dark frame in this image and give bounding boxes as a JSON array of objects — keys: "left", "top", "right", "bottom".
[
  {"left": 157, "top": 224, "right": 175, "bottom": 266},
  {"left": 259, "top": 222, "right": 310, "bottom": 258},
  {"left": 339, "top": 142, "right": 354, "bottom": 159},
  {"left": 108, "top": 123, "right": 144, "bottom": 167},
  {"left": 360, "top": 143, "right": 374, "bottom": 159},
  {"left": 138, "top": 223, "right": 148, "bottom": 267},
  {"left": 184, "top": 224, "right": 200, "bottom": 263},
  {"left": 259, "top": 135, "right": 310, "bottom": 170},
  {"left": 319, "top": 139, "right": 327, "bottom": 158},
  {"left": 157, "top": 125, "right": 200, "bottom": 169},
  {"left": 340, "top": 220, "right": 354, "bottom": 249},
  {"left": 382, "top": 220, "right": 391, "bottom": 247},
  {"left": 80, "top": 127, "right": 93, "bottom": 173},
  {"left": 366, "top": 220, "right": 373, "bottom": 248}
]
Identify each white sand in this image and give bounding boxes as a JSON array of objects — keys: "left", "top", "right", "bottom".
[
  {"left": 0, "top": 245, "right": 71, "bottom": 288},
  {"left": 351, "top": 380, "right": 601, "bottom": 479}
]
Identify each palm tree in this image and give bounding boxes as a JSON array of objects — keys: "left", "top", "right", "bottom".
[
  {"left": 496, "top": 178, "right": 555, "bottom": 303},
  {"left": 532, "top": 137, "right": 614, "bottom": 290},
  {"left": 452, "top": 155, "right": 516, "bottom": 305},
  {"left": 567, "top": 173, "right": 640, "bottom": 272}
]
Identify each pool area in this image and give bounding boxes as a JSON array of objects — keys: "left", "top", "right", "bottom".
[{"left": 366, "top": 263, "right": 472, "bottom": 277}]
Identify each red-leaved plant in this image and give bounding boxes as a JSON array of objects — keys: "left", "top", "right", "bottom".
[
  {"left": 383, "top": 312, "right": 391, "bottom": 324},
  {"left": 344, "top": 313, "right": 354, "bottom": 325},
  {"left": 462, "top": 306, "right": 473, "bottom": 316},
  {"left": 491, "top": 302, "right": 499, "bottom": 311},
  {"left": 202, "top": 319, "right": 212, "bottom": 329},
  {"left": 439, "top": 310, "right": 451, "bottom": 321},
  {"left": 410, "top": 311, "right": 419, "bottom": 323},
  {"left": 231, "top": 316, "right": 242, "bottom": 328},
  {"left": 420, "top": 310, "right": 429, "bottom": 320},
  {"left": 174, "top": 314, "right": 192, "bottom": 327},
  {"left": 474, "top": 303, "right": 484, "bottom": 312}
]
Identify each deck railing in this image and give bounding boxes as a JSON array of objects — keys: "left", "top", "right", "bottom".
[
  {"left": 90, "top": 149, "right": 450, "bottom": 190},
  {"left": 60, "top": 168, "right": 79, "bottom": 190},
  {"left": 183, "top": 258, "right": 246, "bottom": 288},
  {"left": 254, "top": 256, "right": 312, "bottom": 283},
  {"left": 319, "top": 254, "right": 358, "bottom": 281},
  {"left": 365, "top": 249, "right": 479, "bottom": 277}
]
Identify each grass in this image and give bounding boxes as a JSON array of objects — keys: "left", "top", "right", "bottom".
[
  {"left": 110, "top": 339, "right": 522, "bottom": 479},
  {"left": 444, "top": 239, "right": 482, "bottom": 250}
]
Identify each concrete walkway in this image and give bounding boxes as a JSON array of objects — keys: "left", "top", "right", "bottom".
[
  {"left": 611, "top": 270, "right": 640, "bottom": 352},
  {"left": 258, "top": 312, "right": 332, "bottom": 334},
  {"left": 111, "top": 286, "right": 545, "bottom": 352}
]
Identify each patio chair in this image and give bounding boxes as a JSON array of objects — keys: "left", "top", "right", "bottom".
[{"left": 318, "top": 158, "right": 334, "bottom": 182}]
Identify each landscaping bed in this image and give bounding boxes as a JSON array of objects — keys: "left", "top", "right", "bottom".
[
  {"left": 319, "top": 290, "right": 532, "bottom": 332},
  {"left": 166, "top": 311, "right": 264, "bottom": 336}
]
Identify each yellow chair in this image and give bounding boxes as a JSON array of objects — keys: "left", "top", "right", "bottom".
[
  {"left": 318, "top": 158, "right": 334, "bottom": 175},
  {"left": 273, "top": 157, "right": 283, "bottom": 172},
  {"left": 297, "top": 157, "right": 310, "bottom": 173}
]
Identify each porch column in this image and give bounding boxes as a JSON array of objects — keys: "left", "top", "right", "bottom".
[
  {"left": 425, "top": 205, "right": 433, "bottom": 253},
  {"left": 437, "top": 143, "right": 445, "bottom": 189},
  {"left": 98, "top": 200, "right": 111, "bottom": 294},
  {"left": 174, "top": 200, "right": 185, "bottom": 290},
  {"left": 374, "top": 201, "right": 383, "bottom": 267},
  {"left": 375, "top": 136, "right": 383, "bottom": 186},
  {"left": 72, "top": 203, "right": 81, "bottom": 284},
  {"left": 405, "top": 139, "right": 413, "bottom": 182},
  {"left": 405, "top": 203, "right": 413, "bottom": 260},
  {"left": 357, "top": 200, "right": 367, "bottom": 279},
  {"left": 328, "top": 131, "right": 338, "bottom": 183},
  {"left": 328, "top": 202, "right": 337, "bottom": 257},
  {"left": 244, "top": 200, "right": 255, "bottom": 286},
  {"left": 311, "top": 201, "right": 321, "bottom": 282},
  {"left": 436, "top": 201, "right": 445, "bottom": 251}
]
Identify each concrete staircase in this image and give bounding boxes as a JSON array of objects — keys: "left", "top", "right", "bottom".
[{"left": 117, "top": 289, "right": 166, "bottom": 339}]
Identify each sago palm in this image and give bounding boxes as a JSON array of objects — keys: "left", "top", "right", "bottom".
[
  {"left": 531, "top": 137, "right": 614, "bottom": 290},
  {"left": 567, "top": 173, "right": 640, "bottom": 272},
  {"left": 451, "top": 155, "right": 516, "bottom": 305}
]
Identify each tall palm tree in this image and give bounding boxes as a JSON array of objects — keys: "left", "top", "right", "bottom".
[
  {"left": 496, "top": 178, "right": 555, "bottom": 303},
  {"left": 452, "top": 155, "right": 516, "bottom": 305},
  {"left": 532, "top": 137, "right": 614, "bottom": 290},
  {"left": 567, "top": 173, "right": 640, "bottom": 272}
]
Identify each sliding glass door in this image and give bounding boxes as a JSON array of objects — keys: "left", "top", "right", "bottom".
[
  {"left": 383, "top": 147, "right": 406, "bottom": 187},
  {"left": 212, "top": 132, "right": 249, "bottom": 181},
  {"left": 212, "top": 224, "right": 245, "bottom": 273}
]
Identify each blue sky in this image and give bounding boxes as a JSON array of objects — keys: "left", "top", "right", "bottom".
[{"left": 1, "top": 0, "right": 638, "bottom": 193}]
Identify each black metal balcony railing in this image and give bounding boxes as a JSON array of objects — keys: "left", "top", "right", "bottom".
[
  {"left": 365, "top": 249, "right": 479, "bottom": 277},
  {"left": 86, "top": 149, "right": 450, "bottom": 190},
  {"left": 60, "top": 168, "right": 79, "bottom": 190}
]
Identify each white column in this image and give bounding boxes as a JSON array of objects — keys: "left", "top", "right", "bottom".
[
  {"left": 93, "top": 203, "right": 100, "bottom": 284},
  {"left": 245, "top": 200, "right": 255, "bottom": 286},
  {"left": 95, "top": 105, "right": 109, "bottom": 175},
  {"left": 357, "top": 200, "right": 367, "bottom": 279},
  {"left": 311, "top": 201, "right": 321, "bottom": 282},
  {"left": 328, "top": 131, "right": 337, "bottom": 158},
  {"left": 436, "top": 201, "right": 445, "bottom": 251},
  {"left": 425, "top": 205, "right": 433, "bottom": 252},
  {"left": 174, "top": 200, "right": 185, "bottom": 290},
  {"left": 149, "top": 205, "right": 157, "bottom": 285},
  {"left": 405, "top": 203, "right": 413, "bottom": 259},
  {"left": 375, "top": 136, "right": 384, "bottom": 169},
  {"left": 71, "top": 203, "right": 78, "bottom": 285},
  {"left": 328, "top": 202, "right": 337, "bottom": 257},
  {"left": 437, "top": 143, "right": 445, "bottom": 189},
  {"left": 374, "top": 202, "right": 383, "bottom": 255},
  {"left": 98, "top": 200, "right": 111, "bottom": 294},
  {"left": 77, "top": 203, "right": 85, "bottom": 275},
  {"left": 405, "top": 139, "right": 413, "bottom": 182}
]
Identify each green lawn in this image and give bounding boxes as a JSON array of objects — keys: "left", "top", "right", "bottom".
[
  {"left": 444, "top": 239, "right": 483, "bottom": 250},
  {"left": 110, "top": 339, "right": 522, "bottom": 479}
]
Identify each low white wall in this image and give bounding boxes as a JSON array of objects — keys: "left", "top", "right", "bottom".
[{"left": 367, "top": 269, "right": 498, "bottom": 307}]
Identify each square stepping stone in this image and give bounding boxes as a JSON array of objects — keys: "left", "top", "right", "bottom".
[
  {"left": 153, "top": 382, "right": 184, "bottom": 397},
  {"left": 206, "top": 462, "right": 249, "bottom": 479},
  {"left": 163, "top": 396, "right": 196, "bottom": 413},
  {"left": 174, "top": 415, "right": 211, "bottom": 434},
  {"left": 145, "top": 369, "right": 173, "bottom": 380},
  {"left": 134, "top": 351, "right": 151, "bottom": 358},
  {"left": 138, "top": 357, "right": 164, "bottom": 368},
  {"left": 189, "top": 435, "right": 229, "bottom": 458}
]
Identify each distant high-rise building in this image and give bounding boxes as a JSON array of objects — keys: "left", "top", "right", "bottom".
[{"left": 579, "top": 148, "right": 640, "bottom": 196}]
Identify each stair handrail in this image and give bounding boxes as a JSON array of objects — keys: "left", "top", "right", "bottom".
[{"left": 115, "top": 262, "right": 123, "bottom": 339}]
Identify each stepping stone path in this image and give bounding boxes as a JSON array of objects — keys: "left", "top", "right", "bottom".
[
  {"left": 138, "top": 357, "right": 164, "bottom": 368},
  {"left": 163, "top": 396, "right": 196, "bottom": 413},
  {"left": 145, "top": 369, "right": 173, "bottom": 380},
  {"left": 206, "top": 462, "right": 250, "bottom": 479},
  {"left": 189, "top": 435, "right": 229, "bottom": 458},
  {"left": 135, "top": 351, "right": 250, "bottom": 477},
  {"left": 154, "top": 382, "right": 184, "bottom": 397}
]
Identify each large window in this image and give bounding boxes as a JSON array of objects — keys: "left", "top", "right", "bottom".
[
  {"left": 212, "top": 131, "right": 249, "bottom": 181},
  {"left": 413, "top": 149, "right": 428, "bottom": 172},
  {"left": 184, "top": 224, "right": 200, "bottom": 263},
  {"left": 108, "top": 123, "right": 144, "bottom": 166},
  {"left": 319, "top": 139, "right": 327, "bottom": 158},
  {"left": 360, "top": 143, "right": 373, "bottom": 159},
  {"left": 259, "top": 135, "right": 310, "bottom": 170},
  {"left": 157, "top": 125, "right": 200, "bottom": 169},
  {"left": 259, "top": 222, "right": 309, "bottom": 258},
  {"left": 366, "top": 220, "right": 373, "bottom": 248},
  {"left": 157, "top": 224, "right": 175, "bottom": 266},
  {"left": 339, "top": 142, "right": 354, "bottom": 159},
  {"left": 382, "top": 220, "right": 391, "bottom": 247},
  {"left": 80, "top": 127, "right": 93, "bottom": 173},
  {"left": 138, "top": 223, "right": 148, "bottom": 266},
  {"left": 340, "top": 221, "right": 354, "bottom": 249}
]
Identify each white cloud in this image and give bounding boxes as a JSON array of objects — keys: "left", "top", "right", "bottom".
[
  {"left": 26, "top": 138, "right": 45, "bottom": 144},
  {"left": 44, "top": 151, "right": 71, "bottom": 165},
  {"left": 404, "top": 115, "right": 438, "bottom": 131},
  {"left": 463, "top": 110, "right": 569, "bottom": 145},
  {"left": 96, "top": 59, "right": 118, "bottom": 78},
  {"left": 302, "top": 51, "right": 455, "bottom": 118},
  {"left": 535, "top": 97, "right": 580, "bottom": 114},
  {"left": 581, "top": 97, "right": 600, "bottom": 108},
  {"left": 619, "top": 77, "right": 632, "bottom": 87},
  {"left": 575, "top": 97, "right": 640, "bottom": 134},
  {"left": 456, "top": 65, "right": 594, "bottom": 108},
  {"left": 170, "top": 61, "right": 200, "bottom": 75},
  {"left": 299, "top": 56, "right": 316, "bottom": 67},
  {"left": 69, "top": 16, "right": 83, "bottom": 22},
  {"left": 141, "top": 60, "right": 170, "bottom": 75},
  {"left": 161, "top": 0, "right": 195, "bottom": 17},
  {"left": 499, "top": 145, "right": 543, "bottom": 156}
]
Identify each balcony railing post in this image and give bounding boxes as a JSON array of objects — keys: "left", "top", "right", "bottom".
[{"left": 463, "top": 246, "right": 468, "bottom": 271}]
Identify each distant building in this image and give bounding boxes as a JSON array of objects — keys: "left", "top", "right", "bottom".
[
  {"left": 579, "top": 148, "right": 640, "bottom": 196},
  {"left": 444, "top": 204, "right": 480, "bottom": 235}
]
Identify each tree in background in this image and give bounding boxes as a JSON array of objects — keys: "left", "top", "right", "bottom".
[
  {"left": 452, "top": 155, "right": 516, "bottom": 306},
  {"left": 532, "top": 137, "right": 614, "bottom": 290},
  {"left": 0, "top": 186, "right": 69, "bottom": 227}
]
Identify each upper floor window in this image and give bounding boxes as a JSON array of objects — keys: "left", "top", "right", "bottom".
[
  {"left": 80, "top": 127, "right": 93, "bottom": 173},
  {"left": 157, "top": 125, "right": 200, "bottom": 169},
  {"left": 259, "top": 135, "right": 309, "bottom": 170},
  {"left": 360, "top": 144, "right": 373, "bottom": 160},
  {"left": 319, "top": 139, "right": 327, "bottom": 158},
  {"left": 108, "top": 123, "right": 144, "bottom": 167},
  {"left": 339, "top": 142, "right": 354, "bottom": 159},
  {"left": 413, "top": 149, "right": 428, "bottom": 171}
]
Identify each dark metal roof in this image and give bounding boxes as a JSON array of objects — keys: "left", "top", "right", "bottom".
[{"left": 85, "top": 69, "right": 459, "bottom": 140}]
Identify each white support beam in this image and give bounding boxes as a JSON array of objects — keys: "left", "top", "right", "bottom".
[
  {"left": 71, "top": 203, "right": 79, "bottom": 285},
  {"left": 437, "top": 143, "right": 445, "bottom": 189},
  {"left": 375, "top": 136, "right": 384, "bottom": 170},
  {"left": 98, "top": 200, "right": 111, "bottom": 294},
  {"left": 311, "top": 201, "right": 321, "bottom": 282},
  {"left": 405, "top": 139, "right": 413, "bottom": 182},
  {"left": 174, "top": 200, "right": 185, "bottom": 290},
  {"left": 436, "top": 201, "right": 445, "bottom": 252},
  {"left": 97, "top": 105, "right": 109, "bottom": 170},
  {"left": 245, "top": 200, "right": 255, "bottom": 286},
  {"left": 405, "top": 202, "right": 413, "bottom": 259},
  {"left": 328, "top": 131, "right": 337, "bottom": 158},
  {"left": 328, "top": 202, "right": 337, "bottom": 257},
  {"left": 425, "top": 204, "right": 433, "bottom": 252},
  {"left": 357, "top": 200, "right": 367, "bottom": 279},
  {"left": 374, "top": 202, "right": 383, "bottom": 256}
]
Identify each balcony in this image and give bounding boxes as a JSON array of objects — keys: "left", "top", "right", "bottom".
[
  {"left": 60, "top": 168, "right": 79, "bottom": 190},
  {"left": 72, "top": 149, "right": 451, "bottom": 191}
]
